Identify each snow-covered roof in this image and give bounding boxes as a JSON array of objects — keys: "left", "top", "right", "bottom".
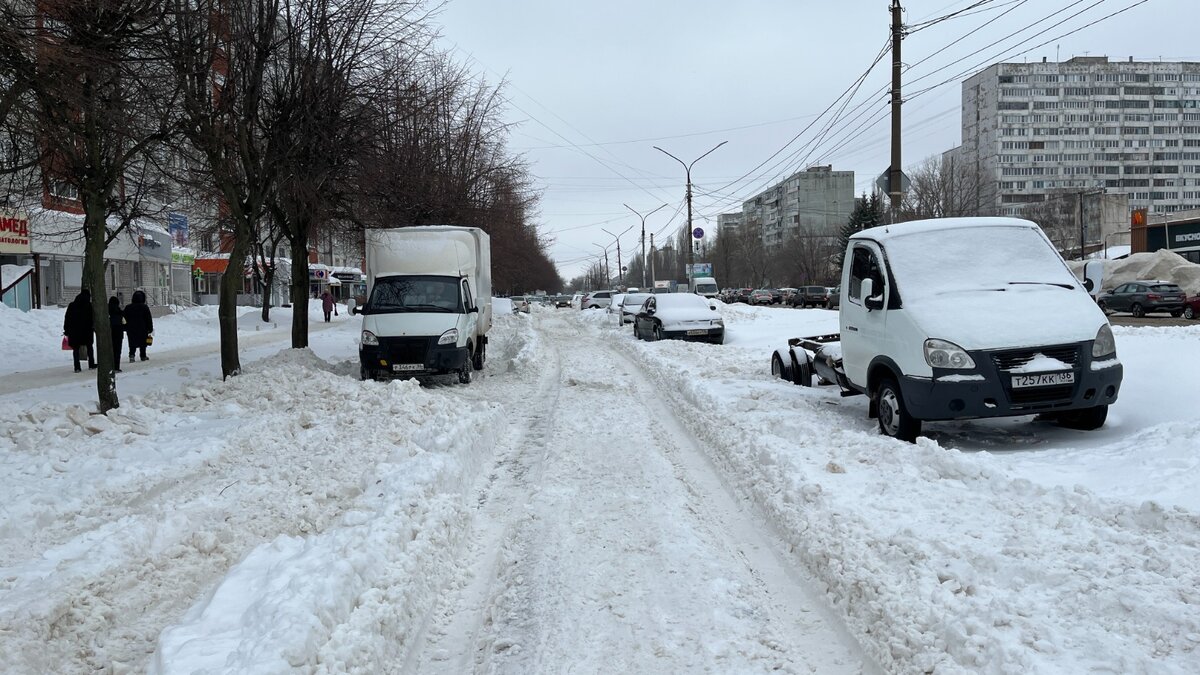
[{"left": 852, "top": 217, "right": 1038, "bottom": 243}]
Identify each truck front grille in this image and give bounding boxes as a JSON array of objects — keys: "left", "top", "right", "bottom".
[
  {"left": 991, "top": 345, "right": 1079, "bottom": 371},
  {"left": 379, "top": 337, "right": 431, "bottom": 364}
]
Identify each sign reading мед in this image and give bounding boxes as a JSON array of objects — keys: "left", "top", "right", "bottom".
[{"left": 0, "top": 210, "right": 31, "bottom": 255}]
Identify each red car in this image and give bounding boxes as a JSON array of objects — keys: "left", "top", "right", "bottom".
[{"left": 1185, "top": 294, "right": 1200, "bottom": 320}]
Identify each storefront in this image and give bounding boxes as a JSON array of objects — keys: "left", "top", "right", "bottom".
[
  {"left": 1, "top": 209, "right": 37, "bottom": 310},
  {"left": 1137, "top": 208, "right": 1200, "bottom": 264}
]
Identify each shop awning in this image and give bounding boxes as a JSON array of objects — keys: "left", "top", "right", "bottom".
[{"left": 193, "top": 257, "right": 229, "bottom": 273}]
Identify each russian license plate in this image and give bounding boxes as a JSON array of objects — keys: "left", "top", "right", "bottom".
[
  {"left": 1011, "top": 372, "right": 1074, "bottom": 388},
  {"left": 686, "top": 329, "right": 707, "bottom": 336},
  {"left": 392, "top": 363, "right": 423, "bottom": 372}
]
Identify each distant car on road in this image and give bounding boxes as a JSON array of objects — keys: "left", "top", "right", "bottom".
[
  {"left": 1097, "top": 281, "right": 1187, "bottom": 317},
  {"left": 616, "top": 292, "right": 652, "bottom": 324},
  {"left": 633, "top": 293, "right": 724, "bottom": 344},
  {"left": 826, "top": 285, "right": 841, "bottom": 309},
  {"left": 792, "top": 285, "right": 830, "bottom": 308},
  {"left": 552, "top": 294, "right": 572, "bottom": 308},
  {"left": 749, "top": 289, "right": 774, "bottom": 305},
  {"left": 581, "top": 290, "right": 615, "bottom": 310}
]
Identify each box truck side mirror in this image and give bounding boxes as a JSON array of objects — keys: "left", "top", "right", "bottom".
[{"left": 862, "top": 278, "right": 884, "bottom": 311}]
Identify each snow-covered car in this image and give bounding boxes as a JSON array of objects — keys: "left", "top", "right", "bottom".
[
  {"left": 510, "top": 296, "right": 530, "bottom": 313},
  {"left": 606, "top": 293, "right": 627, "bottom": 322},
  {"left": 616, "top": 292, "right": 652, "bottom": 324},
  {"left": 633, "top": 293, "right": 724, "bottom": 344}
]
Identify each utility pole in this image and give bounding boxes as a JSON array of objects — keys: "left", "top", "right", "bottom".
[
  {"left": 625, "top": 203, "right": 668, "bottom": 289},
  {"left": 602, "top": 224, "right": 635, "bottom": 289},
  {"left": 655, "top": 141, "right": 727, "bottom": 283},
  {"left": 649, "top": 233, "right": 656, "bottom": 288},
  {"left": 888, "top": 0, "right": 904, "bottom": 223}
]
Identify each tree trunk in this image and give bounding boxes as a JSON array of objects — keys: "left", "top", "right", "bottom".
[
  {"left": 82, "top": 206, "right": 118, "bottom": 412},
  {"left": 289, "top": 232, "right": 309, "bottom": 349},
  {"left": 219, "top": 225, "right": 251, "bottom": 378}
]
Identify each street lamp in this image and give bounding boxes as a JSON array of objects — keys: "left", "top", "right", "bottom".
[
  {"left": 601, "top": 223, "right": 635, "bottom": 289},
  {"left": 624, "top": 203, "right": 668, "bottom": 289},
  {"left": 654, "top": 141, "right": 727, "bottom": 281},
  {"left": 592, "top": 242, "right": 612, "bottom": 287}
]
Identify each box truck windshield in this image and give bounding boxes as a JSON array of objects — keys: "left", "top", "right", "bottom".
[{"left": 364, "top": 275, "right": 464, "bottom": 314}]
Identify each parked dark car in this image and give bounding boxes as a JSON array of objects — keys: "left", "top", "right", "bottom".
[
  {"left": 736, "top": 288, "right": 753, "bottom": 303},
  {"left": 1183, "top": 294, "right": 1199, "bottom": 320},
  {"left": 1097, "top": 280, "right": 1187, "bottom": 317},
  {"left": 826, "top": 285, "right": 841, "bottom": 310},
  {"left": 792, "top": 285, "right": 830, "bottom": 308}
]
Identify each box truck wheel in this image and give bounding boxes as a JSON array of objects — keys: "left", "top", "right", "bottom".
[
  {"left": 876, "top": 377, "right": 921, "bottom": 442},
  {"left": 458, "top": 349, "right": 473, "bottom": 384}
]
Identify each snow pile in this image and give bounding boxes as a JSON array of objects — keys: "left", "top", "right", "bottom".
[
  {"left": 2, "top": 264, "right": 33, "bottom": 290},
  {"left": 580, "top": 306, "right": 1200, "bottom": 674},
  {"left": 0, "top": 344, "right": 510, "bottom": 673},
  {"left": 1069, "top": 249, "right": 1200, "bottom": 295}
]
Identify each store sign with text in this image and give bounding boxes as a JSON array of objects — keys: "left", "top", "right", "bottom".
[{"left": 0, "top": 209, "right": 31, "bottom": 255}]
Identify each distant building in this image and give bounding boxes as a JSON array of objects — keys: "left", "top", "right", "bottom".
[
  {"left": 950, "top": 56, "right": 1200, "bottom": 225},
  {"left": 736, "top": 166, "right": 854, "bottom": 248},
  {"left": 717, "top": 212, "right": 743, "bottom": 233}
]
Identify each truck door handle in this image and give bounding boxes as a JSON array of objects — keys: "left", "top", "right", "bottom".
[{"left": 846, "top": 325, "right": 859, "bottom": 332}]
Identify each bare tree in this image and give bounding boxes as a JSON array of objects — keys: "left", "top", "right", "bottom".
[
  {"left": 3, "top": 0, "right": 177, "bottom": 412},
  {"left": 901, "top": 153, "right": 989, "bottom": 221},
  {"left": 166, "top": 0, "right": 291, "bottom": 378}
]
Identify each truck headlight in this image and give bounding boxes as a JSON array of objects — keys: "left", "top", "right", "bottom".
[
  {"left": 1092, "top": 323, "right": 1116, "bottom": 358},
  {"left": 924, "top": 339, "right": 975, "bottom": 369},
  {"left": 438, "top": 328, "right": 459, "bottom": 345},
  {"left": 711, "top": 319, "right": 724, "bottom": 327},
  {"left": 361, "top": 330, "right": 379, "bottom": 346}
]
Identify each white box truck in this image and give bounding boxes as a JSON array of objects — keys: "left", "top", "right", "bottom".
[
  {"left": 353, "top": 226, "right": 491, "bottom": 383},
  {"left": 770, "top": 217, "right": 1122, "bottom": 441},
  {"left": 690, "top": 276, "right": 719, "bottom": 298}
]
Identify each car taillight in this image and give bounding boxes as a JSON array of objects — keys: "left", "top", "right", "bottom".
[{"left": 1147, "top": 293, "right": 1161, "bottom": 300}]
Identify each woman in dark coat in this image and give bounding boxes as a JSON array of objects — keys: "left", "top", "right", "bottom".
[
  {"left": 124, "top": 289, "right": 154, "bottom": 362},
  {"left": 63, "top": 289, "right": 96, "bottom": 372},
  {"left": 108, "top": 296, "right": 124, "bottom": 372}
]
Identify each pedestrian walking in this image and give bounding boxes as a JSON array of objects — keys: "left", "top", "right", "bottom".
[
  {"left": 125, "top": 289, "right": 154, "bottom": 362},
  {"left": 63, "top": 289, "right": 96, "bottom": 372},
  {"left": 321, "top": 289, "right": 335, "bottom": 322},
  {"left": 108, "top": 296, "right": 125, "bottom": 372}
]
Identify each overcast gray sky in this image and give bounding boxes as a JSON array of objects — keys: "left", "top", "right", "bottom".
[{"left": 433, "top": 0, "right": 1194, "bottom": 283}]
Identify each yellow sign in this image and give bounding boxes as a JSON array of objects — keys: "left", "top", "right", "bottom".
[{"left": 0, "top": 210, "right": 31, "bottom": 255}]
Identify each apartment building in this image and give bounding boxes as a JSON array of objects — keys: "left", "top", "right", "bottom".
[
  {"left": 952, "top": 56, "right": 1200, "bottom": 224},
  {"left": 736, "top": 166, "right": 854, "bottom": 248}
]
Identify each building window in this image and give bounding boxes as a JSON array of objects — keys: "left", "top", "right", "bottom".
[{"left": 49, "top": 179, "right": 79, "bottom": 201}]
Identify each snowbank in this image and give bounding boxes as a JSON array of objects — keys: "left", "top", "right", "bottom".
[
  {"left": 0, "top": 310, "right": 543, "bottom": 673},
  {"left": 584, "top": 305, "right": 1200, "bottom": 674},
  {"left": 1069, "top": 249, "right": 1200, "bottom": 295}
]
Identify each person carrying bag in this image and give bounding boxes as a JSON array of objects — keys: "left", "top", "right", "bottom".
[{"left": 124, "top": 290, "right": 154, "bottom": 362}]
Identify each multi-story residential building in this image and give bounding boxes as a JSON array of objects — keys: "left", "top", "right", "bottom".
[
  {"left": 736, "top": 165, "right": 854, "bottom": 248},
  {"left": 951, "top": 56, "right": 1200, "bottom": 228},
  {"left": 717, "top": 212, "right": 743, "bottom": 234}
]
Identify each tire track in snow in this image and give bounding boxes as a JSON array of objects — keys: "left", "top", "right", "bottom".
[
  {"left": 411, "top": 312, "right": 874, "bottom": 674},
  {"left": 401, "top": 311, "right": 565, "bottom": 674}
]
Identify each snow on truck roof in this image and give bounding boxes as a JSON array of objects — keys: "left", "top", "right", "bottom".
[{"left": 850, "top": 217, "right": 1040, "bottom": 242}]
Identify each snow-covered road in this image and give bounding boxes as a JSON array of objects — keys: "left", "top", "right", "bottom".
[
  {"left": 405, "top": 313, "right": 871, "bottom": 673},
  {"left": 2, "top": 301, "right": 1198, "bottom": 674}
]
